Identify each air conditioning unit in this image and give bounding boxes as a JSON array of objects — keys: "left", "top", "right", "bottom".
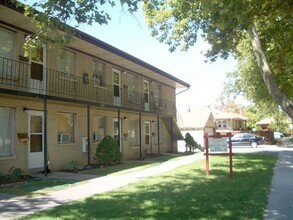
[
  {"left": 93, "top": 133, "right": 102, "bottom": 142},
  {"left": 58, "top": 134, "right": 70, "bottom": 144}
]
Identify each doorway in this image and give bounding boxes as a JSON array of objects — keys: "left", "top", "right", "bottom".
[{"left": 28, "top": 111, "right": 44, "bottom": 169}]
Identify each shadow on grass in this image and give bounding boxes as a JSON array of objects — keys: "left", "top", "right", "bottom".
[{"left": 22, "top": 153, "right": 278, "bottom": 220}]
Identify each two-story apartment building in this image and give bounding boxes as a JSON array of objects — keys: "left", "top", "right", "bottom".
[{"left": 0, "top": 1, "right": 190, "bottom": 174}]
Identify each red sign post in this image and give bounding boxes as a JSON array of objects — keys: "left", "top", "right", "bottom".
[{"left": 204, "top": 133, "right": 233, "bottom": 177}]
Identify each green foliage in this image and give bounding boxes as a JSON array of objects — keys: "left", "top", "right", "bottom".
[
  {"left": 184, "top": 132, "right": 198, "bottom": 152},
  {"left": 8, "top": 167, "right": 24, "bottom": 182},
  {"left": 143, "top": 1, "right": 293, "bottom": 118},
  {"left": 95, "top": 135, "right": 122, "bottom": 165},
  {"left": 64, "top": 160, "right": 84, "bottom": 173}
]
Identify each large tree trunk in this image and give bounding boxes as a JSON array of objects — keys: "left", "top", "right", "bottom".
[{"left": 248, "top": 23, "right": 293, "bottom": 119}]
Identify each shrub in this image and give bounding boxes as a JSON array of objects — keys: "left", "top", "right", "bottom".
[
  {"left": 95, "top": 135, "right": 122, "bottom": 165},
  {"left": 64, "top": 160, "right": 84, "bottom": 173},
  {"left": 8, "top": 167, "right": 24, "bottom": 182}
]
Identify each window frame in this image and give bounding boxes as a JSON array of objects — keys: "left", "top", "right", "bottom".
[
  {"left": 93, "top": 60, "right": 106, "bottom": 87},
  {"left": 93, "top": 115, "right": 106, "bottom": 142},
  {"left": 0, "top": 107, "right": 14, "bottom": 156},
  {"left": 57, "top": 112, "right": 76, "bottom": 144},
  {"left": 127, "top": 73, "right": 139, "bottom": 103},
  {"left": 58, "top": 49, "right": 75, "bottom": 76},
  {"left": 0, "top": 27, "right": 16, "bottom": 77},
  {"left": 129, "top": 119, "right": 140, "bottom": 147}
]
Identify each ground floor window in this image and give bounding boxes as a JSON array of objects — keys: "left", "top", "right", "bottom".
[
  {"left": 0, "top": 107, "right": 14, "bottom": 156},
  {"left": 93, "top": 116, "right": 106, "bottom": 142},
  {"left": 57, "top": 112, "right": 75, "bottom": 144},
  {"left": 129, "top": 119, "right": 139, "bottom": 147}
]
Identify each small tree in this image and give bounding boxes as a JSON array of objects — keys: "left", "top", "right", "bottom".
[
  {"left": 95, "top": 136, "right": 122, "bottom": 166},
  {"left": 184, "top": 133, "right": 198, "bottom": 152}
]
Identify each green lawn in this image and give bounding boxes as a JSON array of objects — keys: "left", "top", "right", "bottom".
[
  {"left": 20, "top": 153, "right": 278, "bottom": 220},
  {"left": 0, "top": 178, "right": 80, "bottom": 197}
]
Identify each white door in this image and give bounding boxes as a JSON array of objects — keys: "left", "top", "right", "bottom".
[
  {"left": 113, "top": 118, "right": 122, "bottom": 152},
  {"left": 113, "top": 69, "right": 121, "bottom": 106},
  {"left": 143, "top": 80, "right": 150, "bottom": 111},
  {"left": 28, "top": 111, "right": 44, "bottom": 169},
  {"left": 145, "top": 121, "right": 151, "bottom": 153},
  {"left": 29, "top": 45, "right": 46, "bottom": 94}
]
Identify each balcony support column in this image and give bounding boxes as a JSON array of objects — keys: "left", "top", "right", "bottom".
[
  {"left": 118, "top": 109, "right": 121, "bottom": 148},
  {"left": 157, "top": 115, "right": 160, "bottom": 155},
  {"left": 43, "top": 96, "right": 48, "bottom": 177},
  {"left": 139, "top": 112, "right": 142, "bottom": 159},
  {"left": 87, "top": 104, "right": 91, "bottom": 167},
  {"left": 170, "top": 117, "right": 173, "bottom": 153}
]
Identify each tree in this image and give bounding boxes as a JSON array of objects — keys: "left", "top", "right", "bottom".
[
  {"left": 142, "top": 1, "right": 293, "bottom": 118},
  {"left": 184, "top": 132, "right": 197, "bottom": 152},
  {"left": 12, "top": 0, "right": 139, "bottom": 50}
]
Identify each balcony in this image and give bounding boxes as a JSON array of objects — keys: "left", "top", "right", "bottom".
[{"left": 0, "top": 56, "right": 175, "bottom": 116}]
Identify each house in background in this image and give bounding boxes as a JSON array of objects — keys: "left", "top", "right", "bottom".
[
  {"left": 0, "top": 1, "right": 189, "bottom": 174},
  {"left": 178, "top": 108, "right": 216, "bottom": 149},
  {"left": 212, "top": 109, "right": 248, "bottom": 134}
]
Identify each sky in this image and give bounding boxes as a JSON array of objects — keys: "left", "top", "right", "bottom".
[{"left": 25, "top": 1, "right": 238, "bottom": 113}]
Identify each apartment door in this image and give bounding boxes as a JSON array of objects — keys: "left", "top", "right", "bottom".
[
  {"left": 29, "top": 45, "right": 46, "bottom": 94},
  {"left": 28, "top": 111, "right": 44, "bottom": 169},
  {"left": 113, "top": 69, "right": 121, "bottom": 106},
  {"left": 113, "top": 118, "right": 122, "bottom": 152},
  {"left": 145, "top": 121, "right": 151, "bottom": 153},
  {"left": 143, "top": 80, "right": 150, "bottom": 111}
]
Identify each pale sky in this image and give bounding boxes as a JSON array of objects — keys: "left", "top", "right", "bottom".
[{"left": 78, "top": 6, "right": 238, "bottom": 113}]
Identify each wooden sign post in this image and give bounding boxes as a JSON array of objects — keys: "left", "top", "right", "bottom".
[{"left": 204, "top": 133, "right": 233, "bottom": 177}]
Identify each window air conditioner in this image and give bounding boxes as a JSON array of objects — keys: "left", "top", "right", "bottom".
[
  {"left": 58, "top": 134, "right": 70, "bottom": 144},
  {"left": 93, "top": 133, "right": 102, "bottom": 142}
]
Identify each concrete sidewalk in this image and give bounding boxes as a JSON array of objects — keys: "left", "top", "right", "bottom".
[
  {"left": 0, "top": 153, "right": 204, "bottom": 220},
  {"left": 264, "top": 147, "right": 293, "bottom": 219}
]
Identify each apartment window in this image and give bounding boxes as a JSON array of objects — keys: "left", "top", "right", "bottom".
[
  {"left": 58, "top": 50, "right": 75, "bottom": 75},
  {"left": 0, "top": 107, "right": 14, "bottom": 156},
  {"left": 93, "top": 116, "right": 106, "bottom": 142},
  {"left": 93, "top": 61, "right": 105, "bottom": 87},
  {"left": 128, "top": 74, "right": 139, "bottom": 103},
  {"left": 57, "top": 113, "right": 75, "bottom": 143},
  {"left": 0, "top": 27, "right": 15, "bottom": 76},
  {"left": 129, "top": 119, "right": 139, "bottom": 147},
  {"left": 153, "top": 83, "right": 162, "bottom": 108},
  {"left": 155, "top": 121, "right": 163, "bottom": 145}
]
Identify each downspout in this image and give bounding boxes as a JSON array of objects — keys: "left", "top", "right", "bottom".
[
  {"left": 87, "top": 104, "right": 91, "bottom": 167},
  {"left": 157, "top": 114, "right": 160, "bottom": 155},
  {"left": 43, "top": 95, "right": 48, "bottom": 177},
  {"left": 139, "top": 112, "right": 142, "bottom": 159},
  {"left": 118, "top": 109, "right": 121, "bottom": 148}
]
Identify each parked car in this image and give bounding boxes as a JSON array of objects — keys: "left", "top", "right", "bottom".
[
  {"left": 230, "top": 133, "right": 264, "bottom": 148},
  {"left": 274, "top": 132, "right": 284, "bottom": 139}
]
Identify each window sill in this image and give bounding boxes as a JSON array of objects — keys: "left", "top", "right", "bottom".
[
  {"left": 0, "top": 155, "right": 16, "bottom": 160},
  {"left": 58, "top": 142, "right": 78, "bottom": 146}
]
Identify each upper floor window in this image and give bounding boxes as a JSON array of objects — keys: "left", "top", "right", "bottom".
[
  {"left": 93, "top": 61, "right": 105, "bottom": 87},
  {"left": 128, "top": 74, "right": 139, "bottom": 103},
  {"left": 58, "top": 50, "right": 75, "bottom": 75},
  {"left": 0, "top": 107, "right": 14, "bottom": 156},
  {"left": 153, "top": 83, "right": 162, "bottom": 108},
  {"left": 57, "top": 112, "right": 76, "bottom": 144},
  {"left": 0, "top": 28, "right": 15, "bottom": 77}
]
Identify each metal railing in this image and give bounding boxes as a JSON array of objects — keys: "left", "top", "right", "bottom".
[{"left": 0, "top": 56, "right": 175, "bottom": 116}]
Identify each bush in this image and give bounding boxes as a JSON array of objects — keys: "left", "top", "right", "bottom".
[
  {"left": 64, "top": 160, "right": 84, "bottom": 173},
  {"left": 95, "top": 135, "right": 122, "bottom": 165},
  {"left": 184, "top": 133, "right": 198, "bottom": 152}
]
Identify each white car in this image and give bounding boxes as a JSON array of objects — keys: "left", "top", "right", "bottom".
[{"left": 274, "top": 132, "right": 284, "bottom": 139}]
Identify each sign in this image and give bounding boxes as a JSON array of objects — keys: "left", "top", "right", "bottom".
[{"left": 208, "top": 138, "right": 227, "bottom": 152}]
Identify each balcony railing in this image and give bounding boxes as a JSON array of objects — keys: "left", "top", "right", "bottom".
[{"left": 0, "top": 56, "right": 175, "bottom": 116}]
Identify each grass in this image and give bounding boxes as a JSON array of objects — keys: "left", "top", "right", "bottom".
[
  {"left": 0, "top": 178, "right": 80, "bottom": 197},
  {"left": 81, "top": 153, "right": 192, "bottom": 176},
  {"left": 19, "top": 153, "right": 278, "bottom": 220}
]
